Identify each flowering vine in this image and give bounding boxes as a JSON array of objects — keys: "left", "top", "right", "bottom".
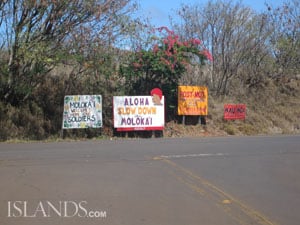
[
  {"left": 120, "top": 26, "right": 213, "bottom": 119},
  {"left": 122, "top": 26, "right": 212, "bottom": 92},
  {"left": 149, "top": 26, "right": 213, "bottom": 71}
]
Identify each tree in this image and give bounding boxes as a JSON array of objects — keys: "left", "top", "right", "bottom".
[
  {"left": 0, "top": 1, "right": 7, "bottom": 28},
  {"left": 0, "top": 0, "right": 134, "bottom": 105},
  {"left": 173, "top": 0, "right": 272, "bottom": 95},
  {"left": 266, "top": 0, "right": 300, "bottom": 79}
]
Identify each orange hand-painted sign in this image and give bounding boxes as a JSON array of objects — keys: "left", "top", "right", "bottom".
[{"left": 178, "top": 86, "right": 208, "bottom": 115}]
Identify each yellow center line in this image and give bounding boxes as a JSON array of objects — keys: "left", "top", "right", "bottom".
[{"left": 154, "top": 156, "right": 280, "bottom": 225}]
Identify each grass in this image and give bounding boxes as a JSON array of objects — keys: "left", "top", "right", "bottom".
[
  {"left": 163, "top": 79, "right": 300, "bottom": 138},
  {"left": 1, "top": 79, "right": 299, "bottom": 142}
]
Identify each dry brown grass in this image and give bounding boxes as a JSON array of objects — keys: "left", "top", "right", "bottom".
[{"left": 163, "top": 79, "right": 300, "bottom": 137}]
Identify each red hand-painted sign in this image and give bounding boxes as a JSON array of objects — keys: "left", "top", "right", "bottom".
[{"left": 224, "top": 104, "right": 246, "bottom": 120}]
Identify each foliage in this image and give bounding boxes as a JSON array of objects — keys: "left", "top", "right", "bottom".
[
  {"left": 173, "top": 1, "right": 275, "bottom": 95},
  {"left": 266, "top": 0, "right": 300, "bottom": 79},
  {"left": 121, "top": 26, "right": 212, "bottom": 120},
  {"left": 0, "top": 0, "right": 299, "bottom": 140},
  {"left": 0, "top": 0, "right": 135, "bottom": 105}
]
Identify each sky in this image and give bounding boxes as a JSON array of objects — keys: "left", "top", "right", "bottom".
[{"left": 136, "top": 0, "right": 286, "bottom": 28}]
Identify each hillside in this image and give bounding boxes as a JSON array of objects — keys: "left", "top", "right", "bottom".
[{"left": 164, "top": 79, "right": 300, "bottom": 138}]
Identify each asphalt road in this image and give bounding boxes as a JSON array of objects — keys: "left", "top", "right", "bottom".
[{"left": 0, "top": 135, "right": 299, "bottom": 225}]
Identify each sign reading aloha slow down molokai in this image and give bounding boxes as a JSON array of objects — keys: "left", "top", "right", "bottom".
[{"left": 113, "top": 95, "right": 165, "bottom": 131}]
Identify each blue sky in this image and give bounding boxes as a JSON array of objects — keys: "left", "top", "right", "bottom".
[{"left": 136, "top": 0, "right": 286, "bottom": 28}]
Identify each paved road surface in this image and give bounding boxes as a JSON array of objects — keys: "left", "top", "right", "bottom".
[{"left": 0, "top": 135, "right": 299, "bottom": 225}]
